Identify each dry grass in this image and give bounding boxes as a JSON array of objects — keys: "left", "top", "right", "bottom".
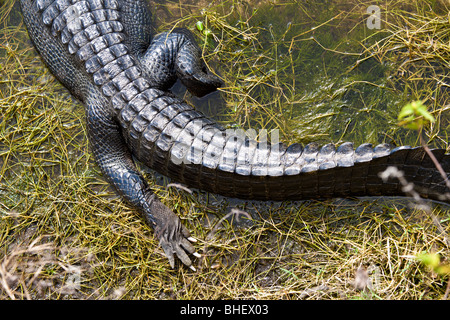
[{"left": 0, "top": 0, "right": 449, "bottom": 299}]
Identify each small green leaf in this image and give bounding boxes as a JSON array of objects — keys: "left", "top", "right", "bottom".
[
  {"left": 417, "top": 252, "right": 450, "bottom": 276},
  {"left": 417, "top": 252, "right": 440, "bottom": 269},
  {"left": 398, "top": 101, "right": 435, "bottom": 130},
  {"left": 196, "top": 21, "right": 204, "bottom": 32},
  {"left": 398, "top": 106, "right": 414, "bottom": 119}
]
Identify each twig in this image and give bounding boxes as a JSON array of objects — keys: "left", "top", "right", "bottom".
[
  {"left": 197, "top": 208, "right": 252, "bottom": 270},
  {"left": 379, "top": 166, "right": 450, "bottom": 247},
  {"left": 166, "top": 183, "right": 193, "bottom": 194},
  {"left": 206, "top": 208, "right": 252, "bottom": 241}
]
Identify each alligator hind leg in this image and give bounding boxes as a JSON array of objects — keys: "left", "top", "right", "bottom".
[
  {"left": 140, "top": 29, "right": 224, "bottom": 97},
  {"left": 85, "top": 87, "right": 199, "bottom": 269}
]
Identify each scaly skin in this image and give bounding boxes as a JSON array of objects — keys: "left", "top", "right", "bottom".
[{"left": 20, "top": 0, "right": 450, "bottom": 269}]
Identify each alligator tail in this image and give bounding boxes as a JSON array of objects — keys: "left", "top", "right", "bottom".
[{"left": 120, "top": 101, "right": 450, "bottom": 203}]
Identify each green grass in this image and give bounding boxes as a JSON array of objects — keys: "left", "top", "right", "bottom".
[{"left": 0, "top": 0, "right": 449, "bottom": 299}]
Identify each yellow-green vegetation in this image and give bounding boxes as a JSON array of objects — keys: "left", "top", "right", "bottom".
[{"left": 0, "top": 0, "right": 449, "bottom": 299}]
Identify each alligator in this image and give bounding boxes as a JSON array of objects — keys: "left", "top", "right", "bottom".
[{"left": 20, "top": 0, "right": 450, "bottom": 270}]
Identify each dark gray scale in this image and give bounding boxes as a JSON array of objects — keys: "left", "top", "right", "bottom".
[
  {"left": 78, "top": 30, "right": 126, "bottom": 65},
  {"left": 400, "top": 147, "right": 428, "bottom": 188},
  {"left": 88, "top": 0, "right": 105, "bottom": 10},
  {"left": 93, "top": 53, "right": 131, "bottom": 85},
  {"left": 336, "top": 142, "right": 355, "bottom": 167},
  {"left": 214, "top": 135, "right": 244, "bottom": 197},
  {"left": 103, "top": 66, "right": 142, "bottom": 99},
  {"left": 140, "top": 32, "right": 179, "bottom": 89},
  {"left": 332, "top": 142, "right": 355, "bottom": 197},
  {"left": 266, "top": 142, "right": 286, "bottom": 177},
  {"left": 107, "top": 67, "right": 132, "bottom": 92},
  {"left": 264, "top": 143, "right": 287, "bottom": 200},
  {"left": 137, "top": 97, "right": 171, "bottom": 130},
  {"left": 218, "top": 134, "right": 244, "bottom": 174},
  {"left": 316, "top": 143, "right": 337, "bottom": 197},
  {"left": 101, "top": 43, "right": 127, "bottom": 63},
  {"left": 185, "top": 125, "right": 218, "bottom": 167},
  {"left": 419, "top": 151, "right": 449, "bottom": 196},
  {"left": 59, "top": 3, "right": 93, "bottom": 42},
  {"left": 69, "top": 21, "right": 123, "bottom": 54},
  {"left": 95, "top": 55, "right": 135, "bottom": 96},
  {"left": 69, "top": 29, "right": 90, "bottom": 53},
  {"left": 84, "top": 45, "right": 112, "bottom": 73},
  {"left": 169, "top": 112, "right": 205, "bottom": 167},
  {"left": 283, "top": 143, "right": 303, "bottom": 175},
  {"left": 117, "top": 77, "right": 148, "bottom": 104},
  {"left": 124, "top": 88, "right": 155, "bottom": 117},
  {"left": 89, "top": 0, "right": 119, "bottom": 11},
  {"left": 249, "top": 142, "right": 272, "bottom": 198},
  {"left": 41, "top": 0, "right": 64, "bottom": 25},
  {"left": 299, "top": 142, "right": 319, "bottom": 172},
  {"left": 350, "top": 143, "right": 374, "bottom": 195},
  {"left": 139, "top": 115, "right": 171, "bottom": 170},
  {"left": 137, "top": 97, "right": 187, "bottom": 170},
  {"left": 233, "top": 138, "right": 259, "bottom": 198},
  {"left": 235, "top": 138, "right": 257, "bottom": 176},
  {"left": 76, "top": 38, "right": 97, "bottom": 62},
  {"left": 197, "top": 130, "right": 227, "bottom": 194},
  {"left": 421, "top": 149, "right": 446, "bottom": 168},
  {"left": 91, "top": 9, "right": 120, "bottom": 23},
  {"left": 98, "top": 20, "right": 123, "bottom": 35},
  {"left": 99, "top": 0, "right": 119, "bottom": 10},
  {"left": 317, "top": 143, "right": 336, "bottom": 170},
  {"left": 428, "top": 166, "right": 449, "bottom": 196},
  {"left": 89, "top": 34, "right": 110, "bottom": 55},
  {"left": 387, "top": 146, "right": 411, "bottom": 164},
  {"left": 415, "top": 167, "right": 442, "bottom": 196},
  {"left": 110, "top": 86, "right": 131, "bottom": 114},
  {"left": 442, "top": 154, "right": 450, "bottom": 172},
  {"left": 37, "top": 0, "right": 54, "bottom": 11},
  {"left": 151, "top": 112, "right": 194, "bottom": 176},
  {"left": 127, "top": 114, "right": 146, "bottom": 145},
  {"left": 126, "top": 103, "right": 150, "bottom": 138},
  {"left": 53, "top": 3, "right": 91, "bottom": 38},
  {"left": 296, "top": 143, "right": 319, "bottom": 197},
  {"left": 182, "top": 126, "right": 218, "bottom": 188},
  {"left": 382, "top": 146, "right": 412, "bottom": 189},
  {"left": 364, "top": 143, "right": 393, "bottom": 195},
  {"left": 161, "top": 107, "right": 201, "bottom": 179},
  {"left": 119, "top": 98, "right": 139, "bottom": 129},
  {"left": 202, "top": 129, "right": 226, "bottom": 170},
  {"left": 251, "top": 142, "right": 271, "bottom": 176},
  {"left": 155, "top": 104, "right": 192, "bottom": 154}
]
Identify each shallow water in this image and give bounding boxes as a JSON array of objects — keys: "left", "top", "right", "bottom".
[{"left": 155, "top": 0, "right": 444, "bottom": 148}]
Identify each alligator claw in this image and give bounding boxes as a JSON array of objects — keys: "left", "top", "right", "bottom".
[{"left": 151, "top": 198, "right": 198, "bottom": 269}]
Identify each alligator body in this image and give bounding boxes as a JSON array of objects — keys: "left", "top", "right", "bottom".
[{"left": 20, "top": 0, "right": 450, "bottom": 269}]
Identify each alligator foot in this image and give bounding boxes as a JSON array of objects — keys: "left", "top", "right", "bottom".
[{"left": 149, "top": 197, "right": 200, "bottom": 270}]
